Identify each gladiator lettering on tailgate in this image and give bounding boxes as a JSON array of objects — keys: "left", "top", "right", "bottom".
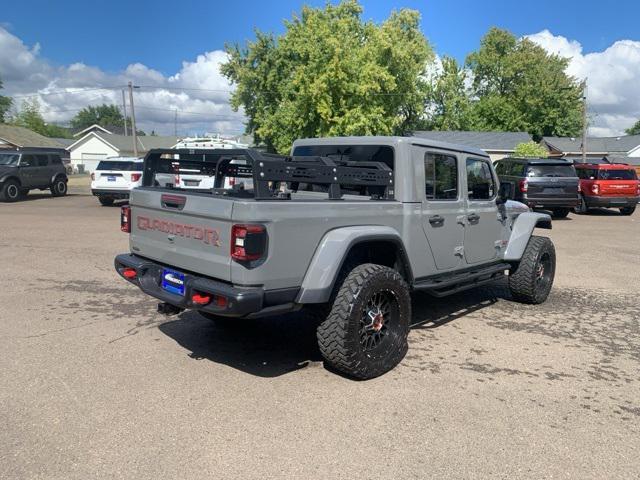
[{"left": 137, "top": 216, "right": 221, "bottom": 247}]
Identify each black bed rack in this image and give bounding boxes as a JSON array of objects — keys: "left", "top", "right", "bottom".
[{"left": 143, "top": 148, "right": 395, "bottom": 201}]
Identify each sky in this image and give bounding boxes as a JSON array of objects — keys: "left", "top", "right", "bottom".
[{"left": 1, "top": 0, "right": 639, "bottom": 136}]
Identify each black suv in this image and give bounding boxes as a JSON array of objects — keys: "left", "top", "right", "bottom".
[
  {"left": 0, "top": 150, "right": 68, "bottom": 202},
  {"left": 494, "top": 158, "right": 579, "bottom": 218}
]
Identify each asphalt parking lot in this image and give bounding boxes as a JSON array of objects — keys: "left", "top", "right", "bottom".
[{"left": 1, "top": 187, "right": 639, "bottom": 479}]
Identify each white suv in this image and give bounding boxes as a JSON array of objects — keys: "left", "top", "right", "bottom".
[{"left": 90, "top": 157, "right": 143, "bottom": 206}]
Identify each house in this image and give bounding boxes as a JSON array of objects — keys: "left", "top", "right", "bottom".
[
  {"left": 66, "top": 131, "right": 179, "bottom": 172},
  {"left": 413, "top": 131, "right": 532, "bottom": 161},
  {"left": 542, "top": 135, "right": 640, "bottom": 162},
  {"left": 0, "top": 124, "right": 68, "bottom": 157},
  {"left": 72, "top": 124, "right": 127, "bottom": 137}
]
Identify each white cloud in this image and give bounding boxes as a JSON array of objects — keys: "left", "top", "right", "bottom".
[
  {"left": 0, "top": 27, "right": 244, "bottom": 136},
  {"left": 527, "top": 29, "right": 640, "bottom": 136}
]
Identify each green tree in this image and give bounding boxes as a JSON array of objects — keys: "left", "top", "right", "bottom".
[
  {"left": 221, "top": 0, "right": 434, "bottom": 153},
  {"left": 465, "top": 28, "right": 583, "bottom": 139},
  {"left": 512, "top": 141, "right": 549, "bottom": 158},
  {"left": 12, "top": 99, "right": 48, "bottom": 135},
  {"left": 70, "top": 104, "right": 125, "bottom": 130},
  {"left": 625, "top": 119, "right": 640, "bottom": 135},
  {"left": 425, "top": 56, "right": 473, "bottom": 130},
  {"left": 0, "top": 75, "right": 11, "bottom": 123}
]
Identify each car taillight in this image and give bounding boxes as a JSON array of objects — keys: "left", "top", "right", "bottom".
[
  {"left": 519, "top": 179, "right": 528, "bottom": 193},
  {"left": 577, "top": 182, "right": 581, "bottom": 193},
  {"left": 131, "top": 173, "right": 141, "bottom": 182},
  {"left": 91, "top": 172, "right": 95, "bottom": 181},
  {"left": 591, "top": 184, "right": 599, "bottom": 195},
  {"left": 231, "top": 224, "right": 267, "bottom": 262},
  {"left": 636, "top": 182, "right": 640, "bottom": 195},
  {"left": 121, "top": 206, "right": 131, "bottom": 233}
]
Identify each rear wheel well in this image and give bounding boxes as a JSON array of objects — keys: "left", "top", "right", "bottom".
[{"left": 339, "top": 239, "right": 412, "bottom": 283}]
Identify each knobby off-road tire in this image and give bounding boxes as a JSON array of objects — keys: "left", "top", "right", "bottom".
[
  {"left": 508, "top": 236, "right": 556, "bottom": 305},
  {"left": 50, "top": 178, "right": 68, "bottom": 197},
  {"left": 0, "top": 179, "right": 21, "bottom": 202},
  {"left": 551, "top": 208, "right": 570, "bottom": 219},
  {"left": 317, "top": 264, "right": 411, "bottom": 380},
  {"left": 620, "top": 206, "right": 636, "bottom": 216}
]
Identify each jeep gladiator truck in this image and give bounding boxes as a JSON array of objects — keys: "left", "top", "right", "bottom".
[
  {"left": 115, "top": 137, "right": 556, "bottom": 379},
  {"left": 0, "top": 150, "right": 68, "bottom": 202}
]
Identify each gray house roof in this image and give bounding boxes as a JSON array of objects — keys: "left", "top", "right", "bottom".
[
  {"left": 68, "top": 131, "right": 180, "bottom": 154},
  {"left": 0, "top": 124, "right": 66, "bottom": 149},
  {"left": 543, "top": 135, "right": 640, "bottom": 154},
  {"left": 412, "top": 131, "right": 532, "bottom": 151}
]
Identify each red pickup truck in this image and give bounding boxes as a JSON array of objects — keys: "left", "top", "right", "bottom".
[{"left": 574, "top": 163, "right": 639, "bottom": 215}]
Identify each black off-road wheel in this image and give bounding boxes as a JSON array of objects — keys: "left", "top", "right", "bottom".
[
  {"left": 50, "top": 178, "right": 68, "bottom": 197},
  {"left": 99, "top": 196, "right": 115, "bottom": 206},
  {"left": 0, "top": 179, "right": 21, "bottom": 202},
  {"left": 551, "top": 208, "right": 570, "bottom": 219},
  {"left": 620, "top": 206, "right": 636, "bottom": 216},
  {"left": 317, "top": 264, "right": 411, "bottom": 380},
  {"left": 508, "top": 236, "right": 556, "bottom": 305}
]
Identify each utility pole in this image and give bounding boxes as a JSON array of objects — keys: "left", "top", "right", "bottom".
[
  {"left": 174, "top": 109, "right": 178, "bottom": 136},
  {"left": 128, "top": 81, "right": 138, "bottom": 157},
  {"left": 581, "top": 79, "right": 588, "bottom": 164},
  {"left": 121, "top": 89, "right": 129, "bottom": 137}
]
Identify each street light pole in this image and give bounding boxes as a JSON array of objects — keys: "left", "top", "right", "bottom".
[{"left": 128, "top": 82, "right": 138, "bottom": 157}]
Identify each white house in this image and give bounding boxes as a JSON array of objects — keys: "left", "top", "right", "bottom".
[{"left": 67, "top": 131, "right": 179, "bottom": 172}]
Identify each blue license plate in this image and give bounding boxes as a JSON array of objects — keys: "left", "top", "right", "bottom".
[
  {"left": 161, "top": 269, "right": 185, "bottom": 296},
  {"left": 108, "top": 175, "right": 116, "bottom": 181}
]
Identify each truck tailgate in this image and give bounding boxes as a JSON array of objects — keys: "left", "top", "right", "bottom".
[{"left": 129, "top": 189, "right": 233, "bottom": 282}]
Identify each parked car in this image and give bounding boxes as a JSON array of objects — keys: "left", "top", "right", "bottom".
[
  {"left": 90, "top": 157, "right": 143, "bottom": 206},
  {"left": 574, "top": 163, "right": 639, "bottom": 215},
  {"left": 0, "top": 149, "right": 68, "bottom": 202},
  {"left": 493, "top": 158, "right": 579, "bottom": 218},
  {"left": 115, "top": 137, "right": 556, "bottom": 380}
]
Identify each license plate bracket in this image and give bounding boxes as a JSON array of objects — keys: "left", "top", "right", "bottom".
[
  {"left": 161, "top": 269, "right": 185, "bottom": 296},
  {"left": 107, "top": 175, "right": 116, "bottom": 182}
]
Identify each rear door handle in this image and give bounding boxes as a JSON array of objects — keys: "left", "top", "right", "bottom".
[
  {"left": 467, "top": 213, "right": 480, "bottom": 224},
  {"left": 429, "top": 215, "right": 445, "bottom": 227}
]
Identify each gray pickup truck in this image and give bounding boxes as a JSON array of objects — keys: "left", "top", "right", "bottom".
[{"left": 115, "top": 136, "right": 555, "bottom": 379}]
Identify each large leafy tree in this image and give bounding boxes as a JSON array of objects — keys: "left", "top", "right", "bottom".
[
  {"left": 12, "top": 99, "right": 48, "bottom": 135},
  {"left": 0, "top": 75, "right": 12, "bottom": 123},
  {"left": 70, "top": 104, "right": 125, "bottom": 130},
  {"left": 425, "top": 56, "right": 473, "bottom": 131},
  {"left": 512, "top": 141, "right": 549, "bottom": 158},
  {"left": 221, "top": 0, "right": 434, "bottom": 153},
  {"left": 625, "top": 119, "right": 640, "bottom": 135},
  {"left": 465, "top": 28, "right": 583, "bottom": 139}
]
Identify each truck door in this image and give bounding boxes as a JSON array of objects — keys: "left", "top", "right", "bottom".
[
  {"left": 18, "top": 154, "right": 38, "bottom": 187},
  {"left": 464, "top": 157, "right": 502, "bottom": 264},
  {"left": 420, "top": 151, "right": 465, "bottom": 270}
]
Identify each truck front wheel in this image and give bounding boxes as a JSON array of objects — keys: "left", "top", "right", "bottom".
[
  {"left": 317, "top": 264, "right": 411, "bottom": 380},
  {"left": 508, "top": 236, "right": 556, "bottom": 304}
]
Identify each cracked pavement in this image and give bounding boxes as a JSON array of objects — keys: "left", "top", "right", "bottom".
[{"left": 1, "top": 192, "right": 639, "bottom": 479}]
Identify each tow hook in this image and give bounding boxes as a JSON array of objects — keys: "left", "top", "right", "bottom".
[{"left": 157, "top": 302, "right": 184, "bottom": 315}]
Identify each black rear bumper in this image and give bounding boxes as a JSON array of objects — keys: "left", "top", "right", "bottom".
[
  {"left": 114, "top": 254, "right": 299, "bottom": 318},
  {"left": 523, "top": 195, "right": 580, "bottom": 208},
  {"left": 584, "top": 195, "right": 638, "bottom": 208},
  {"left": 92, "top": 189, "right": 130, "bottom": 199}
]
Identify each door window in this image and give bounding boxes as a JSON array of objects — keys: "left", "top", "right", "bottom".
[
  {"left": 424, "top": 153, "right": 458, "bottom": 200},
  {"left": 466, "top": 158, "right": 496, "bottom": 200},
  {"left": 20, "top": 154, "right": 36, "bottom": 167},
  {"left": 36, "top": 155, "right": 49, "bottom": 166}
]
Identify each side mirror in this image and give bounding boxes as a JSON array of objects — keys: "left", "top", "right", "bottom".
[{"left": 496, "top": 182, "right": 512, "bottom": 205}]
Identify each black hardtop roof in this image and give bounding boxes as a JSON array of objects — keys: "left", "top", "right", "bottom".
[
  {"left": 499, "top": 157, "right": 574, "bottom": 165},
  {"left": 0, "top": 148, "right": 66, "bottom": 155}
]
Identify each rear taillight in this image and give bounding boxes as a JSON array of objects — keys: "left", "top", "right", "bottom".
[
  {"left": 636, "top": 182, "right": 640, "bottom": 195},
  {"left": 519, "top": 179, "right": 528, "bottom": 193},
  {"left": 91, "top": 172, "right": 95, "bottom": 181},
  {"left": 121, "top": 206, "right": 131, "bottom": 233},
  {"left": 591, "top": 184, "right": 600, "bottom": 195},
  {"left": 231, "top": 224, "right": 267, "bottom": 262},
  {"left": 577, "top": 182, "right": 581, "bottom": 193},
  {"left": 131, "top": 173, "right": 141, "bottom": 182}
]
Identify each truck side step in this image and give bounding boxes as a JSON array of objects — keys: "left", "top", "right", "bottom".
[{"left": 413, "top": 262, "right": 511, "bottom": 297}]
